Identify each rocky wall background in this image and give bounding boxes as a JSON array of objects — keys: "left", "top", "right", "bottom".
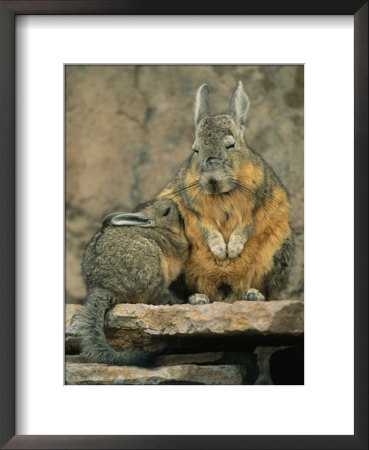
[{"left": 66, "top": 65, "right": 304, "bottom": 304}]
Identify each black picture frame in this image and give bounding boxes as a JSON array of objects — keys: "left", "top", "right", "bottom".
[{"left": 0, "top": 1, "right": 367, "bottom": 449}]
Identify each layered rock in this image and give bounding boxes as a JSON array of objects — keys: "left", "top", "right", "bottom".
[
  {"left": 65, "top": 362, "right": 245, "bottom": 385},
  {"left": 65, "top": 301, "right": 303, "bottom": 385},
  {"left": 66, "top": 300, "right": 303, "bottom": 354}
]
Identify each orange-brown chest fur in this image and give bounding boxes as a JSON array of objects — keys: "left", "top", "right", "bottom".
[{"left": 159, "top": 161, "right": 291, "bottom": 302}]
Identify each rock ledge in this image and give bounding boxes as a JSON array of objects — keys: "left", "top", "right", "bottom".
[{"left": 66, "top": 300, "right": 303, "bottom": 354}]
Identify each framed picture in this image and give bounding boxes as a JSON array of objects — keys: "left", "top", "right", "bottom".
[{"left": 0, "top": 1, "right": 367, "bottom": 449}]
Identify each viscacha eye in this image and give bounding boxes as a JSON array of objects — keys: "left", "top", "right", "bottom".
[
  {"left": 193, "top": 148, "right": 199, "bottom": 153},
  {"left": 224, "top": 135, "right": 235, "bottom": 149},
  {"left": 163, "top": 207, "right": 171, "bottom": 217}
]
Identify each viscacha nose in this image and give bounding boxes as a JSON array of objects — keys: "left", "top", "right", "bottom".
[{"left": 206, "top": 157, "right": 222, "bottom": 169}]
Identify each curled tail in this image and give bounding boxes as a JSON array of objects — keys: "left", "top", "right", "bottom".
[{"left": 77, "top": 287, "right": 152, "bottom": 366}]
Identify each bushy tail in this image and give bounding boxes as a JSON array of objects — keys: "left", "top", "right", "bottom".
[{"left": 77, "top": 287, "right": 152, "bottom": 366}]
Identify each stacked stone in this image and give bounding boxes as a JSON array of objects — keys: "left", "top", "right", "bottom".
[{"left": 65, "top": 301, "right": 304, "bottom": 385}]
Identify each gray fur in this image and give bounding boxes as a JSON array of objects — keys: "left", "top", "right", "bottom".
[
  {"left": 78, "top": 199, "right": 189, "bottom": 366},
  {"left": 259, "top": 235, "right": 295, "bottom": 299}
]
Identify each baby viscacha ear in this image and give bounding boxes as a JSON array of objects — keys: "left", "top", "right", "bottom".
[
  {"left": 227, "top": 80, "right": 250, "bottom": 127},
  {"left": 110, "top": 212, "right": 155, "bottom": 228}
]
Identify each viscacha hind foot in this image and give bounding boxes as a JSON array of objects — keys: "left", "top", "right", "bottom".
[
  {"left": 243, "top": 288, "right": 265, "bottom": 302},
  {"left": 188, "top": 293, "right": 210, "bottom": 305}
]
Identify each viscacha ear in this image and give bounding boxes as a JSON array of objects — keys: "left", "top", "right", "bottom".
[
  {"left": 194, "top": 84, "right": 210, "bottom": 125},
  {"left": 102, "top": 212, "right": 124, "bottom": 226},
  {"left": 227, "top": 81, "right": 250, "bottom": 127},
  {"left": 107, "top": 212, "right": 155, "bottom": 228}
]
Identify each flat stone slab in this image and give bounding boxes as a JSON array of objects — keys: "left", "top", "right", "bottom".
[
  {"left": 65, "top": 362, "right": 245, "bottom": 385},
  {"left": 66, "top": 300, "right": 303, "bottom": 354}
]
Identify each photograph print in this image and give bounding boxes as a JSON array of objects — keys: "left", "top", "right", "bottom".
[{"left": 65, "top": 65, "right": 304, "bottom": 385}]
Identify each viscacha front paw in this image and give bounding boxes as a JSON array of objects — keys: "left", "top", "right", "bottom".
[
  {"left": 209, "top": 240, "right": 227, "bottom": 260},
  {"left": 227, "top": 240, "right": 244, "bottom": 259}
]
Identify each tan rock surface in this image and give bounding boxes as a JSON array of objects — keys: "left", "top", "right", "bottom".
[
  {"left": 65, "top": 362, "right": 245, "bottom": 385},
  {"left": 106, "top": 301, "right": 303, "bottom": 336},
  {"left": 65, "top": 300, "right": 303, "bottom": 354},
  {"left": 66, "top": 66, "right": 304, "bottom": 303}
]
